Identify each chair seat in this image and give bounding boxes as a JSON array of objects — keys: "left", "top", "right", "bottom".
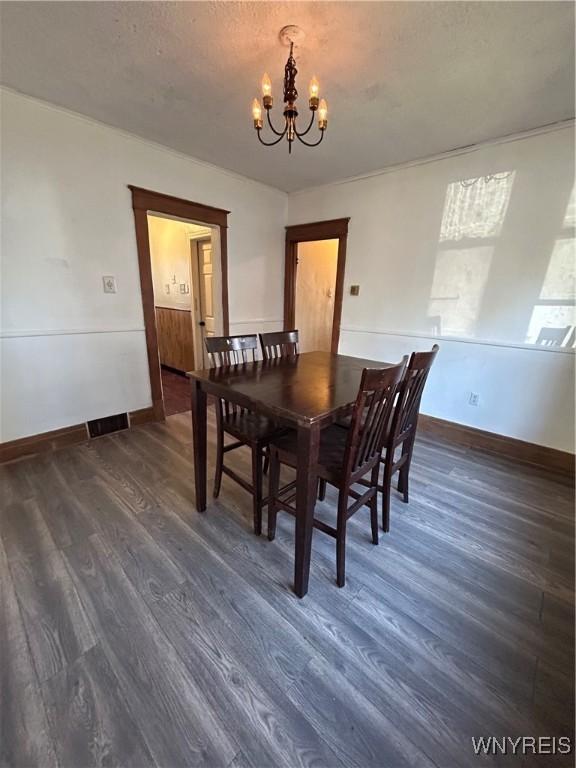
[
  {"left": 271, "top": 424, "right": 350, "bottom": 483},
  {"left": 222, "top": 410, "right": 282, "bottom": 444}
]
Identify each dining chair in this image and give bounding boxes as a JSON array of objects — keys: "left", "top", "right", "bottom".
[
  {"left": 267, "top": 359, "right": 407, "bottom": 587},
  {"left": 205, "top": 334, "right": 282, "bottom": 536},
  {"left": 259, "top": 329, "right": 299, "bottom": 360},
  {"left": 380, "top": 344, "right": 439, "bottom": 531}
]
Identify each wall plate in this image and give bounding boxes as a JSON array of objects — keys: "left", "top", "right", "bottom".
[{"left": 102, "top": 275, "right": 117, "bottom": 293}]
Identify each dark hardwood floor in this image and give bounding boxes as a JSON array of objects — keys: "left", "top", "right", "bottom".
[
  {"left": 161, "top": 367, "right": 191, "bottom": 416},
  {"left": 1, "top": 409, "right": 574, "bottom": 767}
]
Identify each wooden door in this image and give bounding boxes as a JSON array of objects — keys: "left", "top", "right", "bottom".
[
  {"left": 196, "top": 239, "right": 214, "bottom": 368},
  {"left": 284, "top": 218, "right": 349, "bottom": 354},
  {"left": 295, "top": 239, "right": 339, "bottom": 353}
]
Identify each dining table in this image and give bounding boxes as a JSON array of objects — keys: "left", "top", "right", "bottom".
[{"left": 188, "top": 350, "right": 393, "bottom": 597}]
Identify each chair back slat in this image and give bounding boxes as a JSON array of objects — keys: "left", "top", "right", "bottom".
[
  {"left": 343, "top": 360, "right": 407, "bottom": 480},
  {"left": 205, "top": 335, "right": 258, "bottom": 417},
  {"left": 205, "top": 335, "right": 258, "bottom": 367},
  {"left": 394, "top": 345, "right": 439, "bottom": 441},
  {"left": 259, "top": 330, "right": 299, "bottom": 360}
]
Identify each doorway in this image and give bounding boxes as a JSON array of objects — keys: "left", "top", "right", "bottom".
[
  {"left": 148, "top": 215, "right": 218, "bottom": 415},
  {"left": 129, "top": 186, "right": 230, "bottom": 421},
  {"left": 191, "top": 238, "right": 216, "bottom": 369},
  {"left": 284, "top": 218, "right": 349, "bottom": 354},
  {"left": 295, "top": 240, "right": 339, "bottom": 352}
]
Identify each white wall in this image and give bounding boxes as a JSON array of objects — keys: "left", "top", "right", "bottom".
[
  {"left": 0, "top": 89, "right": 286, "bottom": 442},
  {"left": 288, "top": 125, "right": 575, "bottom": 453},
  {"left": 2, "top": 88, "right": 574, "bottom": 454},
  {"left": 148, "top": 215, "right": 209, "bottom": 311}
]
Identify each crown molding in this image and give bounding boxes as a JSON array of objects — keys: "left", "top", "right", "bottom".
[{"left": 289, "top": 118, "right": 575, "bottom": 195}]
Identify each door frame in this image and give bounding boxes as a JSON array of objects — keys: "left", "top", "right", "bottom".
[
  {"left": 129, "top": 185, "right": 230, "bottom": 421},
  {"left": 284, "top": 218, "right": 350, "bottom": 354},
  {"left": 190, "top": 237, "right": 213, "bottom": 370}
]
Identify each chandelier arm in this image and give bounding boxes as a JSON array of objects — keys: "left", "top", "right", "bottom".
[
  {"left": 293, "top": 110, "right": 316, "bottom": 138},
  {"left": 256, "top": 127, "right": 288, "bottom": 146},
  {"left": 266, "top": 109, "right": 288, "bottom": 136},
  {"left": 295, "top": 128, "right": 326, "bottom": 148}
]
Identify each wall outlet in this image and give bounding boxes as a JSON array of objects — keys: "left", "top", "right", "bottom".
[
  {"left": 102, "top": 275, "right": 117, "bottom": 294},
  {"left": 468, "top": 392, "right": 480, "bottom": 407}
]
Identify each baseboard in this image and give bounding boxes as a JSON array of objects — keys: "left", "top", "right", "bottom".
[
  {"left": 0, "top": 423, "right": 89, "bottom": 463},
  {"left": 418, "top": 414, "right": 575, "bottom": 476},
  {"left": 128, "top": 406, "right": 158, "bottom": 427},
  {"left": 0, "top": 406, "right": 163, "bottom": 464}
]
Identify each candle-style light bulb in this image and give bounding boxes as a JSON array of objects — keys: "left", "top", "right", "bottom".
[
  {"left": 261, "top": 73, "right": 273, "bottom": 109},
  {"left": 308, "top": 75, "right": 320, "bottom": 110},
  {"left": 252, "top": 98, "right": 263, "bottom": 128},
  {"left": 309, "top": 76, "right": 319, "bottom": 99},
  {"left": 262, "top": 73, "right": 272, "bottom": 97},
  {"left": 318, "top": 98, "right": 328, "bottom": 129}
]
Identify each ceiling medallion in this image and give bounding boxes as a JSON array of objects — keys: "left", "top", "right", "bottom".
[{"left": 251, "top": 25, "right": 328, "bottom": 154}]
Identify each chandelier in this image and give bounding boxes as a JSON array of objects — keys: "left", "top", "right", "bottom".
[{"left": 251, "top": 26, "right": 328, "bottom": 153}]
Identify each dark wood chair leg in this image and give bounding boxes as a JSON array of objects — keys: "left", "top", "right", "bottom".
[
  {"left": 213, "top": 404, "right": 224, "bottom": 499},
  {"left": 400, "top": 468, "right": 409, "bottom": 503},
  {"left": 399, "top": 437, "right": 415, "bottom": 504},
  {"left": 336, "top": 495, "right": 347, "bottom": 588},
  {"left": 381, "top": 452, "right": 394, "bottom": 532},
  {"left": 191, "top": 380, "right": 207, "bottom": 512},
  {"left": 263, "top": 448, "right": 270, "bottom": 476},
  {"left": 318, "top": 479, "right": 327, "bottom": 501},
  {"left": 370, "top": 464, "right": 379, "bottom": 545},
  {"left": 251, "top": 445, "right": 263, "bottom": 536},
  {"left": 267, "top": 450, "right": 280, "bottom": 541}
]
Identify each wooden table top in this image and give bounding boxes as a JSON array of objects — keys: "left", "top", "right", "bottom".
[{"left": 188, "top": 351, "right": 394, "bottom": 426}]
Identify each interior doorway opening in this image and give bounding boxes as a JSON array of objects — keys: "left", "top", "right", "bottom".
[
  {"left": 129, "top": 186, "right": 229, "bottom": 422},
  {"left": 148, "top": 213, "right": 222, "bottom": 415},
  {"left": 284, "top": 218, "right": 350, "bottom": 354},
  {"left": 295, "top": 239, "right": 339, "bottom": 352}
]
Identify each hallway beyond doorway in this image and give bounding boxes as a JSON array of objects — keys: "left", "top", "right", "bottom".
[{"left": 160, "top": 367, "right": 190, "bottom": 416}]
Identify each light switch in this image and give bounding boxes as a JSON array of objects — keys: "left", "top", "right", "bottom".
[
  {"left": 102, "top": 276, "right": 117, "bottom": 294},
  {"left": 350, "top": 284, "right": 360, "bottom": 296}
]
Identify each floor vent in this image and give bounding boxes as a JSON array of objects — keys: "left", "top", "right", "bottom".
[{"left": 87, "top": 412, "right": 129, "bottom": 438}]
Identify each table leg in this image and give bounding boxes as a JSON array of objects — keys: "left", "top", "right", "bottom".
[
  {"left": 294, "top": 422, "right": 320, "bottom": 597},
  {"left": 190, "top": 380, "right": 207, "bottom": 512}
]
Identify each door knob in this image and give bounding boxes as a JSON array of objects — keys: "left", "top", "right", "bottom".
[{"left": 199, "top": 321, "right": 206, "bottom": 327}]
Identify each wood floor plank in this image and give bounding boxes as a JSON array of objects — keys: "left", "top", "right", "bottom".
[
  {"left": 41, "top": 643, "right": 155, "bottom": 768},
  {"left": 273, "top": 517, "right": 538, "bottom": 697},
  {"left": 71, "top": 477, "right": 187, "bottom": 601},
  {"left": 1, "top": 409, "right": 572, "bottom": 768},
  {"left": 0, "top": 538, "right": 58, "bottom": 768},
  {"left": 393, "top": 501, "right": 574, "bottom": 602},
  {"left": 0, "top": 498, "right": 58, "bottom": 564},
  {"left": 187, "top": 501, "right": 544, "bottom": 762},
  {"left": 62, "top": 534, "right": 239, "bottom": 767},
  {"left": 128, "top": 488, "right": 315, "bottom": 690},
  {"left": 151, "top": 581, "right": 346, "bottom": 767},
  {"left": 284, "top": 657, "right": 436, "bottom": 768},
  {"left": 8, "top": 540, "right": 98, "bottom": 683},
  {"left": 26, "top": 458, "right": 97, "bottom": 549}
]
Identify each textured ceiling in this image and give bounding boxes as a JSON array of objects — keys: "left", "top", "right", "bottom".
[{"left": 1, "top": 1, "right": 574, "bottom": 192}]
